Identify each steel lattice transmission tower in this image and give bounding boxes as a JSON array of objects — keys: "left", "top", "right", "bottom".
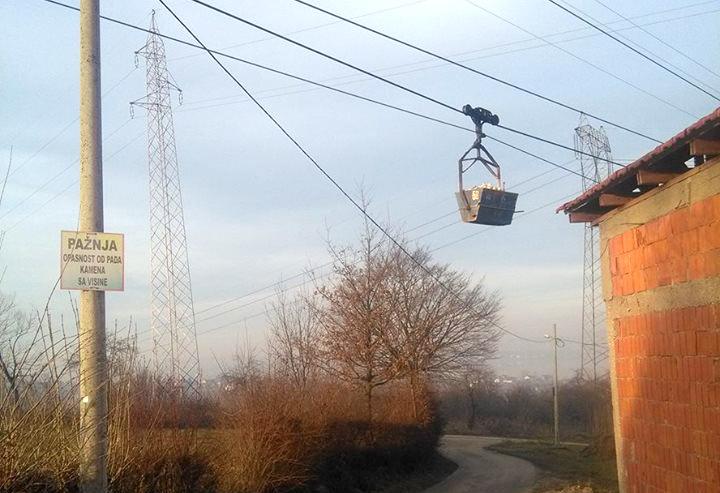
[
  {"left": 574, "top": 117, "right": 612, "bottom": 382},
  {"left": 132, "top": 12, "right": 201, "bottom": 397}
]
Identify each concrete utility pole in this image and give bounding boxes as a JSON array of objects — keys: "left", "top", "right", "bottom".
[
  {"left": 552, "top": 324, "right": 559, "bottom": 446},
  {"left": 78, "top": 0, "right": 108, "bottom": 491},
  {"left": 545, "top": 324, "right": 561, "bottom": 446}
]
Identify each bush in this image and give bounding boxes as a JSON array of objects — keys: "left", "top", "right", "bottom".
[
  {"left": 210, "top": 377, "right": 443, "bottom": 493},
  {"left": 439, "top": 377, "right": 613, "bottom": 440}
]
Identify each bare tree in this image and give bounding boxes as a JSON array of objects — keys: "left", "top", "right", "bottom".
[
  {"left": 312, "top": 211, "right": 501, "bottom": 422},
  {"left": 457, "top": 363, "right": 495, "bottom": 430},
  {"left": 267, "top": 287, "right": 319, "bottom": 390},
  {"left": 381, "top": 244, "right": 501, "bottom": 419},
  {"left": 0, "top": 296, "right": 32, "bottom": 404},
  {"left": 216, "top": 334, "right": 262, "bottom": 392},
  {"left": 314, "top": 225, "right": 399, "bottom": 426}
]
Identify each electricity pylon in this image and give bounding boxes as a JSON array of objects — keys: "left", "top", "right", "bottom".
[
  {"left": 132, "top": 12, "right": 201, "bottom": 398},
  {"left": 574, "top": 116, "right": 612, "bottom": 382}
]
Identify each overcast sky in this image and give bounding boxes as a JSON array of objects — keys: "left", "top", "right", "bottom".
[{"left": 2, "top": 0, "right": 719, "bottom": 378}]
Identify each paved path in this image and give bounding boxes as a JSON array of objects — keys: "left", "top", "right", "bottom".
[{"left": 424, "top": 435, "right": 537, "bottom": 493}]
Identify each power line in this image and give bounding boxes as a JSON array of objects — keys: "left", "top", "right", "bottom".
[
  {"left": 189, "top": 187, "right": 583, "bottom": 344},
  {"left": 194, "top": 264, "right": 328, "bottom": 315},
  {"left": 192, "top": 160, "right": 580, "bottom": 321},
  {"left": 569, "top": 0, "right": 720, "bottom": 97},
  {"left": 590, "top": 0, "right": 720, "bottom": 90},
  {"left": 495, "top": 124, "right": 623, "bottom": 168},
  {"left": 4, "top": 131, "right": 145, "bottom": 232},
  {"left": 431, "top": 190, "right": 580, "bottom": 252},
  {"left": 26, "top": 1, "right": 608, "bottom": 346},
  {"left": 486, "top": 135, "right": 594, "bottom": 178},
  {"left": 197, "top": 270, "right": 331, "bottom": 324},
  {"left": 546, "top": 0, "right": 720, "bottom": 102},
  {"left": 444, "top": 0, "right": 720, "bottom": 67},
  {"left": 33, "top": 0, "right": 720, "bottom": 161},
  {"left": 138, "top": 179, "right": 582, "bottom": 346},
  {"left": 169, "top": 0, "right": 431, "bottom": 62},
  {"left": 0, "top": 119, "right": 136, "bottom": 224},
  {"left": 8, "top": 68, "right": 136, "bottom": 180},
  {"left": 0, "top": 147, "right": 13, "bottom": 213},
  {"left": 40, "top": 0, "right": 624, "bottom": 176},
  {"left": 178, "top": 2, "right": 636, "bottom": 167},
  {"left": 19, "top": 9, "right": 583, "bottom": 266},
  {"left": 174, "top": 3, "right": 720, "bottom": 112},
  {"left": 462, "top": 0, "right": 700, "bottom": 119},
  {"left": 158, "top": 0, "right": 546, "bottom": 345},
  {"left": 2, "top": 87, "right": 583, "bottom": 324},
  {"left": 187, "top": 0, "right": 461, "bottom": 114},
  {"left": 288, "top": 0, "right": 661, "bottom": 143}
]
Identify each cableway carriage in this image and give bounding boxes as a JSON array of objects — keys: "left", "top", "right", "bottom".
[{"left": 456, "top": 104, "right": 518, "bottom": 226}]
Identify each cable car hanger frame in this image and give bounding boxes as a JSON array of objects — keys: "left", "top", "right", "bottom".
[{"left": 455, "top": 104, "right": 519, "bottom": 226}]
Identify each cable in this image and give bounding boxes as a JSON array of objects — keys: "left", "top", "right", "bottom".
[
  {"left": 4, "top": 131, "right": 145, "bottom": 232},
  {"left": 8, "top": 68, "right": 136, "bottom": 180},
  {"left": 196, "top": 270, "right": 332, "bottom": 323},
  {"left": 169, "top": 0, "right": 431, "bottom": 62},
  {"left": 288, "top": 0, "right": 661, "bottom": 143},
  {"left": 497, "top": 124, "right": 625, "bottom": 168},
  {"left": 26, "top": 1, "right": 608, "bottom": 346},
  {"left": 40, "top": 0, "right": 623, "bottom": 176},
  {"left": 486, "top": 135, "right": 592, "bottom": 178},
  {"left": 141, "top": 173, "right": 581, "bottom": 344},
  {"left": 196, "top": 159, "right": 582, "bottom": 322},
  {"left": 7, "top": 16, "right": 590, "bottom": 332},
  {"left": 195, "top": 263, "right": 329, "bottom": 315},
  {"left": 431, "top": 190, "right": 581, "bottom": 252},
  {"left": 573, "top": 2, "right": 720, "bottom": 98},
  {"left": 174, "top": 3, "right": 720, "bottom": 113},
  {"left": 591, "top": 0, "right": 720, "bottom": 84},
  {"left": 158, "top": 0, "right": 546, "bottom": 345},
  {"left": 178, "top": 2, "right": 629, "bottom": 167},
  {"left": 0, "top": 147, "right": 13, "bottom": 213},
  {"left": 592, "top": 0, "right": 720, "bottom": 93},
  {"left": 462, "top": 0, "right": 699, "bottom": 119},
  {"left": 546, "top": 0, "right": 720, "bottom": 102},
  {"left": 187, "top": 0, "right": 461, "bottom": 114},
  {"left": 559, "top": 1, "right": 720, "bottom": 99},
  {"left": 0, "top": 119, "right": 136, "bottom": 224},
  {"left": 138, "top": 178, "right": 582, "bottom": 346},
  {"left": 193, "top": 159, "right": 581, "bottom": 321}
]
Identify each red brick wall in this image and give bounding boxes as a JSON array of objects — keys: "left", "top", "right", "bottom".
[
  {"left": 606, "top": 193, "right": 720, "bottom": 492},
  {"left": 608, "top": 196, "right": 720, "bottom": 297}
]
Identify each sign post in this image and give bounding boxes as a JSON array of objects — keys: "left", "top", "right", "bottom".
[{"left": 77, "top": 1, "right": 108, "bottom": 490}]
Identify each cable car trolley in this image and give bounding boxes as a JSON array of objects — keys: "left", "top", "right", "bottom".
[{"left": 455, "top": 104, "right": 518, "bottom": 226}]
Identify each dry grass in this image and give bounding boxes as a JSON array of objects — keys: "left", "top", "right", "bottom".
[
  {"left": 1, "top": 362, "right": 442, "bottom": 493},
  {"left": 212, "top": 380, "right": 322, "bottom": 493},
  {"left": 0, "top": 294, "right": 445, "bottom": 493}
]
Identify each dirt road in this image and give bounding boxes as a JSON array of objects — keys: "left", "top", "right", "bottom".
[{"left": 424, "top": 435, "right": 537, "bottom": 493}]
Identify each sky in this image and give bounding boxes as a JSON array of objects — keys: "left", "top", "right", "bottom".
[{"left": 2, "top": 0, "right": 719, "bottom": 379}]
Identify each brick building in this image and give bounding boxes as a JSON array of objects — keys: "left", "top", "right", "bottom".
[{"left": 559, "top": 109, "right": 720, "bottom": 493}]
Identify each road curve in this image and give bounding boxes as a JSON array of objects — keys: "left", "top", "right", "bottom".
[{"left": 424, "top": 435, "right": 537, "bottom": 493}]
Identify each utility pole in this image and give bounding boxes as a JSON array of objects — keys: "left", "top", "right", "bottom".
[
  {"left": 78, "top": 0, "right": 108, "bottom": 491},
  {"left": 545, "top": 324, "right": 562, "bottom": 446}
]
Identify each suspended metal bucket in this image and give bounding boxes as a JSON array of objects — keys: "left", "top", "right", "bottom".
[
  {"left": 456, "top": 104, "right": 518, "bottom": 226},
  {"left": 456, "top": 187, "right": 518, "bottom": 226}
]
